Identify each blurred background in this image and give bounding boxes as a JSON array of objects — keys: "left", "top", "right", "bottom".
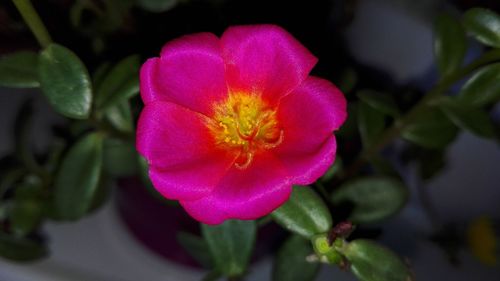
[{"left": 1, "top": 0, "right": 500, "bottom": 280}]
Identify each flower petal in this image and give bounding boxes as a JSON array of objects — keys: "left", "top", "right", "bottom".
[
  {"left": 136, "top": 101, "right": 235, "bottom": 200},
  {"left": 140, "top": 33, "right": 228, "bottom": 115},
  {"left": 148, "top": 156, "right": 232, "bottom": 201},
  {"left": 221, "top": 25, "right": 317, "bottom": 105},
  {"left": 277, "top": 136, "right": 337, "bottom": 185},
  {"left": 274, "top": 76, "right": 346, "bottom": 184},
  {"left": 180, "top": 153, "right": 292, "bottom": 224}
]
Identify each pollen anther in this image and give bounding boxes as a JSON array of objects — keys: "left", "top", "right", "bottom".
[{"left": 208, "top": 93, "right": 283, "bottom": 169}]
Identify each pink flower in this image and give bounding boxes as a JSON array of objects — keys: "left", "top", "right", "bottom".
[{"left": 136, "top": 25, "right": 347, "bottom": 224}]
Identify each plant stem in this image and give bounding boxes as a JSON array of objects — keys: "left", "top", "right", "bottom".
[
  {"left": 12, "top": 0, "right": 52, "bottom": 48},
  {"left": 340, "top": 49, "right": 500, "bottom": 180},
  {"left": 90, "top": 117, "right": 135, "bottom": 142}
]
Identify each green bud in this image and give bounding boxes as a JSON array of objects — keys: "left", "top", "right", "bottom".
[{"left": 312, "top": 234, "right": 345, "bottom": 265}]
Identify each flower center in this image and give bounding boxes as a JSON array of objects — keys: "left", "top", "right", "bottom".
[{"left": 208, "top": 93, "right": 283, "bottom": 169}]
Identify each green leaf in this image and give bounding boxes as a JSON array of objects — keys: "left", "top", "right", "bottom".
[
  {"left": 95, "top": 55, "right": 140, "bottom": 110},
  {"left": 0, "top": 233, "right": 47, "bottom": 262},
  {"left": 70, "top": 123, "right": 97, "bottom": 141},
  {"left": 138, "top": 156, "right": 151, "bottom": 186},
  {"left": 331, "top": 177, "right": 408, "bottom": 224},
  {"left": 9, "top": 175, "right": 45, "bottom": 236},
  {"left": 39, "top": 44, "right": 92, "bottom": 119},
  {"left": 92, "top": 62, "right": 112, "bottom": 88},
  {"left": 463, "top": 8, "right": 500, "bottom": 48},
  {"left": 343, "top": 239, "right": 413, "bottom": 281},
  {"left": 103, "top": 138, "right": 137, "bottom": 177},
  {"left": 458, "top": 63, "right": 500, "bottom": 107},
  {"left": 44, "top": 138, "right": 66, "bottom": 173},
  {"left": 0, "top": 51, "right": 39, "bottom": 88},
  {"left": 88, "top": 175, "right": 111, "bottom": 214},
  {"left": 401, "top": 108, "right": 458, "bottom": 149},
  {"left": 358, "top": 100, "right": 386, "bottom": 147},
  {"left": 136, "top": 0, "right": 179, "bottom": 12},
  {"left": 357, "top": 90, "right": 400, "bottom": 117},
  {"left": 105, "top": 100, "right": 134, "bottom": 133},
  {"left": 202, "top": 220, "right": 256, "bottom": 277},
  {"left": 272, "top": 186, "right": 332, "bottom": 239},
  {"left": 434, "top": 14, "right": 466, "bottom": 77},
  {"left": 51, "top": 132, "right": 103, "bottom": 220},
  {"left": 439, "top": 100, "right": 495, "bottom": 138},
  {"left": 9, "top": 199, "right": 43, "bottom": 237},
  {"left": 273, "top": 235, "right": 320, "bottom": 281},
  {"left": 177, "top": 232, "right": 213, "bottom": 268}
]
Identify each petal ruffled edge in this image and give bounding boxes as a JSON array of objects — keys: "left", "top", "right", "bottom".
[
  {"left": 139, "top": 33, "right": 228, "bottom": 115},
  {"left": 139, "top": 58, "right": 158, "bottom": 105},
  {"left": 279, "top": 76, "right": 347, "bottom": 132},
  {"left": 277, "top": 136, "right": 337, "bottom": 185},
  {"left": 274, "top": 76, "right": 346, "bottom": 184},
  {"left": 179, "top": 153, "right": 292, "bottom": 224},
  {"left": 221, "top": 24, "right": 318, "bottom": 106}
]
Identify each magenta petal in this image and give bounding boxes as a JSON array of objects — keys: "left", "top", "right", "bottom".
[
  {"left": 148, "top": 156, "right": 232, "bottom": 201},
  {"left": 140, "top": 33, "right": 227, "bottom": 115},
  {"left": 136, "top": 101, "right": 235, "bottom": 200},
  {"left": 221, "top": 25, "right": 317, "bottom": 105},
  {"left": 179, "top": 153, "right": 292, "bottom": 224},
  {"left": 139, "top": 58, "right": 158, "bottom": 105},
  {"left": 277, "top": 136, "right": 337, "bottom": 185},
  {"left": 274, "top": 76, "right": 346, "bottom": 184}
]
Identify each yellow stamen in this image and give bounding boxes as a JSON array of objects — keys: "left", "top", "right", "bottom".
[{"left": 207, "top": 92, "right": 283, "bottom": 169}]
